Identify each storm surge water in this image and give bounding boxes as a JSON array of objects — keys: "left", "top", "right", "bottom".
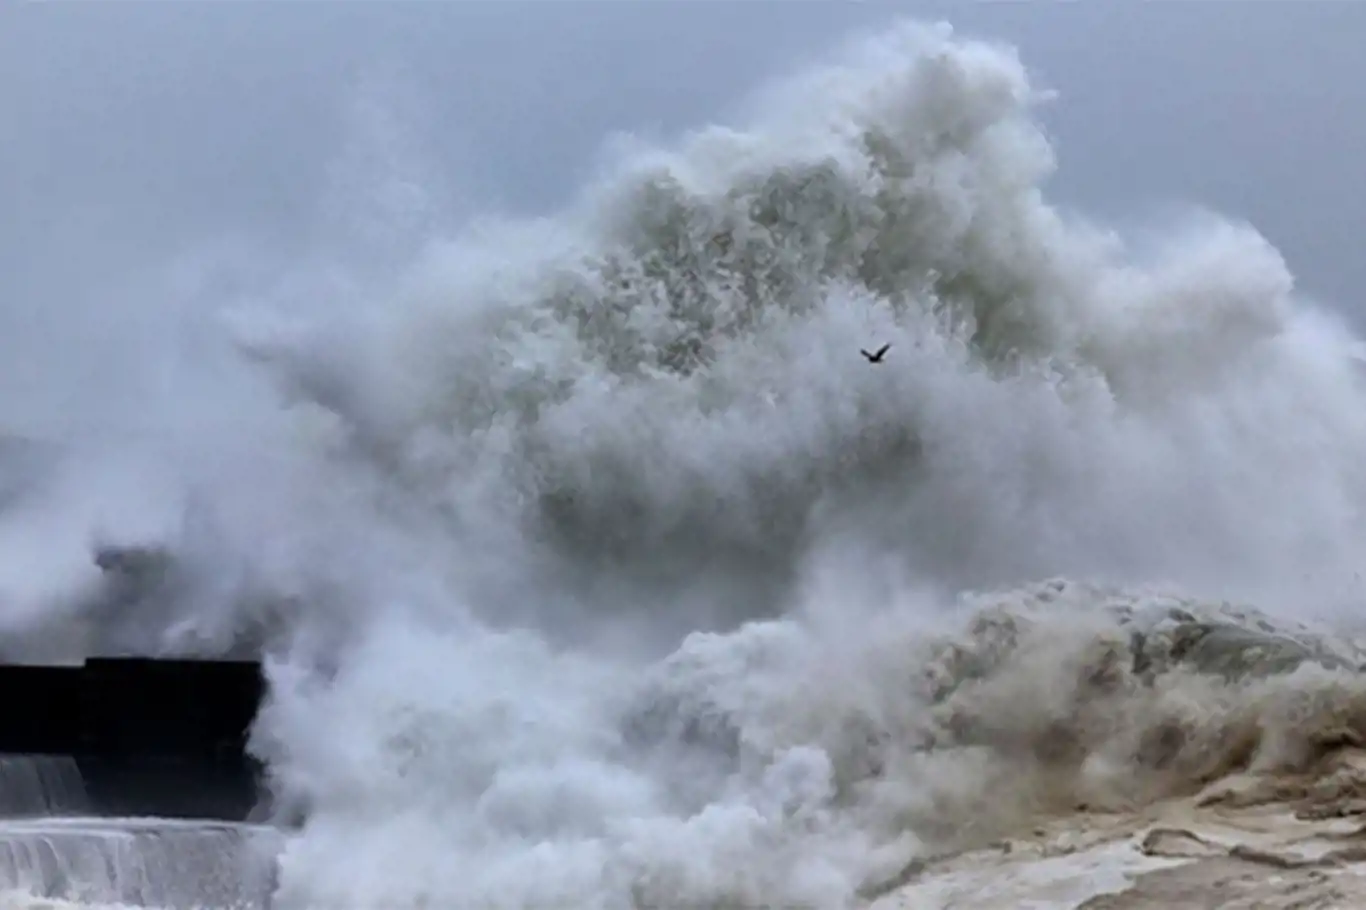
[{"left": 6, "top": 17, "right": 1366, "bottom": 909}]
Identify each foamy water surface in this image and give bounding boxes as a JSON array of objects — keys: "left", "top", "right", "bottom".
[{"left": 4, "top": 17, "right": 1366, "bottom": 910}]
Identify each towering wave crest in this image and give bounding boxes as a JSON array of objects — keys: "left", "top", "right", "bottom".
[
  {"left": 6, "top": 17, "right": 1366, "bottom": 909},
  {"left": 236, "top": 22, "right": 1366, "bottom": 623}
]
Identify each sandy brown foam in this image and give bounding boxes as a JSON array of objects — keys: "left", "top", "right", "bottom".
[{"left": 858, "top": 579, "right": 1366, "bottom": 907}]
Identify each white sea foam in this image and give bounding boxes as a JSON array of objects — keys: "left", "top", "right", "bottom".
[{"left": 4, "top": 17, "right": 1366, "bottom": 910}]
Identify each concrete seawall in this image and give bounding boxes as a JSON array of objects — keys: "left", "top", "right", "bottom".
[{"left": 0, "top": 658, "right": 265, "bottom": 820}]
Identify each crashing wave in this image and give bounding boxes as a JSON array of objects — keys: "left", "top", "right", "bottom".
[{"left": 7, "top": 15, "right": 1366, "bottom": 910}]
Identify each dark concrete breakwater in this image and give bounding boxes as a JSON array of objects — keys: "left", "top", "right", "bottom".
[{"left": 0, "top": 657, "right": 265, "bottom": 821}]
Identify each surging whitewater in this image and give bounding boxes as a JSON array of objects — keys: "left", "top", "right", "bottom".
[{"left": 7, "top": 17, "right": 1366, "bottom": 909}]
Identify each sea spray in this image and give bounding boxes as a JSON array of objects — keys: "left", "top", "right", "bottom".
[{"left": 6, "top": 17, "right": 1366, "bottom": 910}]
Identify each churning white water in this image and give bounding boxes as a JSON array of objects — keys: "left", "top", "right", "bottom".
[{"left": 5, "top": 17, "right": 1366, "bottom": 910}]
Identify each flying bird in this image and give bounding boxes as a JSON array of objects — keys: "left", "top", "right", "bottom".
[{"left": 860, "top": 343, "right": 891, "bottom": 364}]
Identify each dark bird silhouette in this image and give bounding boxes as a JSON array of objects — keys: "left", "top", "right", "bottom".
[{"left": 860, "top": 343, "right": 891, "bottom": 364}]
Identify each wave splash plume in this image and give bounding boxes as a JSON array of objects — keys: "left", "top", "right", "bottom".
[{"left": 7, "top": 18, "right": 1366, "bottom": 910}]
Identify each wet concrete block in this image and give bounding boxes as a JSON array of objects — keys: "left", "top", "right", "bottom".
[{"left": 0, "top": 659, "right": 267, "bottom": 820}]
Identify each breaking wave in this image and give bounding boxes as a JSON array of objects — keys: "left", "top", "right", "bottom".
[{"left": 6, "top": 17, "right": 1366, "bottom": 910}]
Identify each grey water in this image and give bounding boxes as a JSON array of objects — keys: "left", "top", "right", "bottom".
[{"left": 0, "top": 756, "right": 278, "bottom": 909}]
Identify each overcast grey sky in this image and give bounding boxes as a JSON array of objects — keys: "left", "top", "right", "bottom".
[{"left": 2, "top": 1, "right": 1364, "bottom": 385}]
